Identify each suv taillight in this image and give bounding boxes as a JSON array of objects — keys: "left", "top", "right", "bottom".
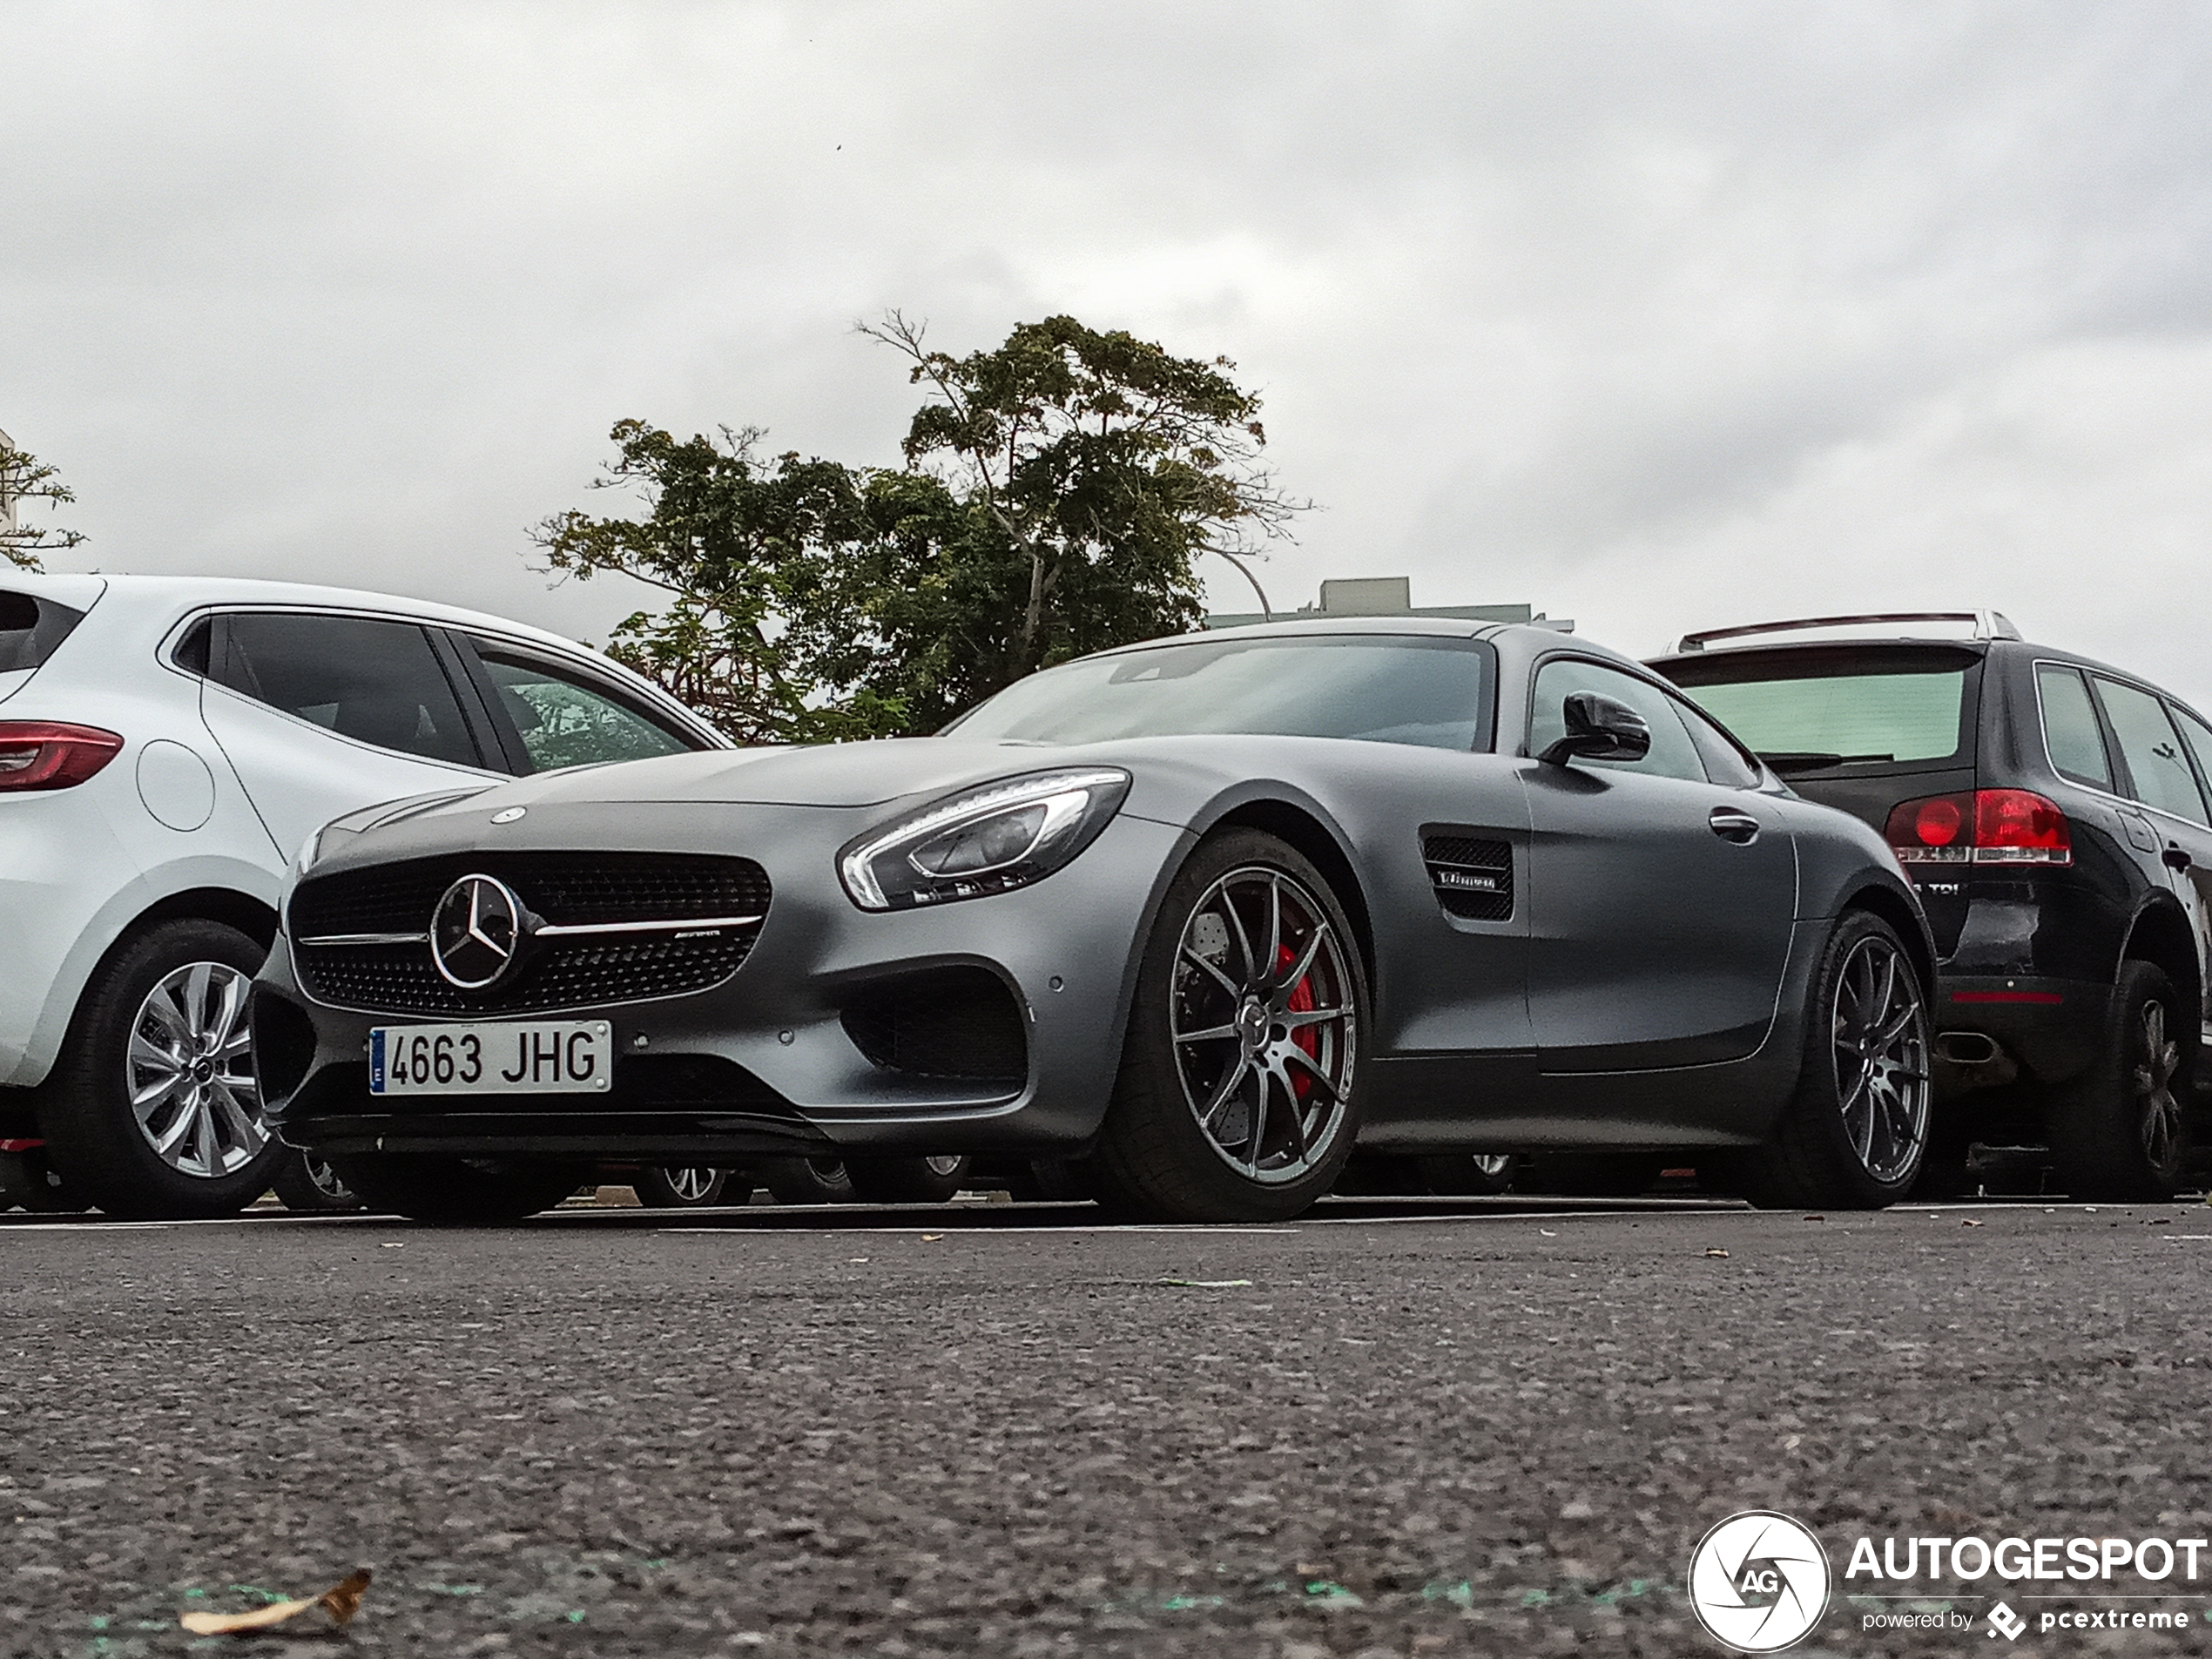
[
  {"left": 0, "top": 723, "right": 125, "bottom": 791},
  {"left": 1884, "top": 788, "right": 2071, "bottom": 866}
]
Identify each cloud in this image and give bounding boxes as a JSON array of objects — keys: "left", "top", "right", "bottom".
[{"left": 6, "top": 0, "right": 2212, "bottom": 699}]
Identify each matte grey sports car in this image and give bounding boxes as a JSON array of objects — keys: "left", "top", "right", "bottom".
[{"left": 252, "top": 618, "right": 1938, "bottom": 1223}]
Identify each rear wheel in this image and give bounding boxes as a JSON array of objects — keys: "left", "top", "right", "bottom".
[
  {"left": 1095, "top": 829, "right": 1368, "bottom": 1223},
  {"left": 320, "top": 1152, "right": 586, "bottom": 1224},
  {"left": 634, "top": 1165, "right": 740, "bottom": 1207},
  {"left": 2052, "top": 960, "right": 2190, "bottom": 1201},
  {"left": 39, "top": 920, "right": 285, "bottom": 1219},
  {"left": 1729, "top": 910, "right": 1932, "bottom": 1209},
  {"left": 845, "top": 1154, "right": 971, "bottom": 1204},
  {"left": 1419, "top": 1152, "right": 1519, "bottom": 1196}
]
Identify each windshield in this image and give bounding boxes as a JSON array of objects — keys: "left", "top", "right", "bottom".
[
  {"left": 1663, "top": 647, "right": 1977, "bottom": 769},
  {"left": 946, "top": 633, "right": 1496, "bottom": 751}
]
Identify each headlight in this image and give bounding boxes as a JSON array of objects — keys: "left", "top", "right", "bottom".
[
  {"left": 838, "top": 767, "right": 1131, "bottom": 911},
  {"left": 295, "top": 826, "right": 329, "bottom": 875}
]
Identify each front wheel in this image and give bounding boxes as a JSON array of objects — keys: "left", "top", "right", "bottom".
[
  {"left": 845, "top": 1155, "right": 971, "bottom": 1204},
  {"left": 272, "top": 1150, "right": 362, "bottom": 1212},
  {"left": 38, "top": 920, "right": 285, "bottom": 1219},
  {"left": 1095, "top": 829, "right": 1369, "bottom": 1223},
  {"left": 2052, "top": 960, "right": 2191, "bottom": 1201},
  {"left": 634, "top": 1165, "right": 741, "bottom": 1208},
  {"left": 1729, "top": 910, "right": 1932, "bottom": 1210},
  {"left": 320, "top": 1153, "right": 587, "bottom": 1224}
]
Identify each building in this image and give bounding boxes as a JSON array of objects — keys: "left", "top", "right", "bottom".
[{"left": 1204, "top": 575, "right": 1573, "bottom": 632}]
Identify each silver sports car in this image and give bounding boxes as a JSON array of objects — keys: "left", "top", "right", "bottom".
[{"left": 252, "top": 618, "right": 1936, "bottom": 1223}]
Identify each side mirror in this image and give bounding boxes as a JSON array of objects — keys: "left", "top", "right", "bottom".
[{"left": 1539, "top": 691, "right": 1651, "bottom": 766}]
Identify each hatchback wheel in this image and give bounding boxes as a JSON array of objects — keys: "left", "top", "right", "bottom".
[
  {"left": 1417, "top": 1153, "right": 1519, "bottom": 1196},
  {"left": 759, "top": 1156, "right": 856, "bottom": 1205},
  {"left": 1096, "top": 829, "right": 1367, "bottom": 1222},
  {"left": 39, "top": 920, "right": 285, "bottom": 1219},
  {"left": 634, "top": 1165, "right": 739, "bottom": 1208},
  {"left": 2053, "top": 960, "right": 2190, "bottom": 1200},
  {"left": 1729, "top": 910, "right": 1932, "bottom": 1209}
]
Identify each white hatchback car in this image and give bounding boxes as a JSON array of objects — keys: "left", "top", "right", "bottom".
[{"left": 0, "top": 573, "right": 727, "bottom": 1217}]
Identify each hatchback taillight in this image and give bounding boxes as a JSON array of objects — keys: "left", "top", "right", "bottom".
[
  {"left": 1884, "top": 788, "right": 2071, "bottom": 866},
  {"left": 0, "top": 723, "right": 125, "bottom": 791}
]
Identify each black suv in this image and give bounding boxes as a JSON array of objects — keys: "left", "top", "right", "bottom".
[{"left": 1651, "top": 611, "right": 2209, "bottom": 1200}]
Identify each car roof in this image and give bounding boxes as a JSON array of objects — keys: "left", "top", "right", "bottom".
[
  {"left": 1092, "top": 614, "right": 1641, "bottom": 664},
  {"left": 2, "top": 570, "right": 600, "bottom": 658}
]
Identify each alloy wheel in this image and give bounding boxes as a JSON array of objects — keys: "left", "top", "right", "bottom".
[
  {"left": 2133, "top": 996, "right": 2183, "bottom": 1172},
  {"left": 305, "top": 1156, "right": 354, "bottom": 1203},
  {"left": 665, "top": 1166, "right": 721, "bottom": 1203},
  {"left": 125, "top": 961, "right": 266, "bottom": 1178},
  {"left": 1170, "top": 865, "right": 1357, "bottom": 1184},
  {"left": 1831, "top": 935, "right": 1929, "bottom": 1184}
]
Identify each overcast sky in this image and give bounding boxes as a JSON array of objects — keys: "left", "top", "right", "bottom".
[{"left": 8, "top": 2, "right": 2212, "bottom": 703}]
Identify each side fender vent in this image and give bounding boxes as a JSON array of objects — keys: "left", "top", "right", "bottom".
[{"left": 1421, "top": 831, "right": 1514, "bottom": 922}]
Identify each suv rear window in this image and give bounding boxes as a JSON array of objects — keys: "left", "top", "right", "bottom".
[
  {"left": 0, "top": 590, "right": 86, "bottom": 673},
  {"left": 1660, "top": 646, "right": 1979, "bottom": 771}
]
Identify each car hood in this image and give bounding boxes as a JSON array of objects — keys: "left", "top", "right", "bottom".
[{"left": 493, "top": 738, "right": 1117, "bottom": 810}]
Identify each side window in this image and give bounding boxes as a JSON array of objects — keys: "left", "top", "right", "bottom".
[
  {"left": 2168, "top": 703, "right": 2212, "bottom": 806},
  {"left": 212, "top": 613, "right": 482, "bottom": 768},
  {"left": 1528, "top": 659, "right": 1706, "bottom": 784},
  {"left": 1673, "top": 697, "right": 1764, "bottom": 788},
  {"left": 471, "top": 644, "right": 697, "bottom": 773},
  {"left": 2094, "top": 678, "right": 2209, "bottom": 827},
  {"left": 2035, "top": 664, "right": 2113, "bottom": 792}
]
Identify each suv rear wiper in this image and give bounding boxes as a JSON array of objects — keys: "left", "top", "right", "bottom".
[{"left": 1758, "top": 751, "right": 1894, "bottom": 773}]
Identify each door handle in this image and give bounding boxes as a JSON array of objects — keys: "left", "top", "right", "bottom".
[
  {"left": 1709, "top": 806, "right": 1762, "bottom": 845},
  {"left": 2165, "top": 842, "right": 2193, "bottom": 873}
]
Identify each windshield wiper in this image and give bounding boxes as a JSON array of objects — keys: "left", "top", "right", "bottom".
[{"left": 1758, "top": 751, "right": 1894, "bottom": 773}]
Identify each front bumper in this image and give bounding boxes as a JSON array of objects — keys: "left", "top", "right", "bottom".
[{"left": 255, "top": 802, "right": 1191, "bottom": 1161}]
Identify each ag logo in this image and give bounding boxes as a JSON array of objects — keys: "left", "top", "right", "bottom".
[{"left": 1687, "top": 1511, "right": 1831, "bottom": 1652}]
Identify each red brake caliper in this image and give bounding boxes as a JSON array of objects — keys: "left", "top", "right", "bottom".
[{"left": 1278, "top": 944, "right": 1318, "bottom": 1100}]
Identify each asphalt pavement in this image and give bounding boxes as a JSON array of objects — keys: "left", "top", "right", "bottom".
[{"left": 4, "top": 1196, "right": 2211, "bottom": 1657}]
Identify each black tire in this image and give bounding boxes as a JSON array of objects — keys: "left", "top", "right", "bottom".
[
  {"left": 633, "top": 1165, "right": 739, "bottom": 1208},
  {"left": 1729, "top": 909, "right": 1933, "bottom": 1210},
  {"left": 2051, "top": 959, "right": 2191, "bottom": 1201},
  {"left": 845, "top": 1154, "right": 971, "bottom": 1204},
  {"left": 1521, "top": 1152, "right": 1663, "bottom": 1197},
  {"left": 2, "top": 1148, "right": 90, "bottom": 1213},
  {"left": 1419, "top": 1152, "right": 1520, "bottom": 1196},
  {"left": 319, "top": 1152, "right": 586, "bottom": 1224},
  {"left": 1095, "top": 828, "right": 1369, "bottom": 1223},
  {"left": 1910, "top": 1116, "right": 1977, "bottom": 1200},
  {"left": 759, "top": 1155, "right": 856, "bottom": 1205},
  {"left": 271, "top": 1150, "right": 362, "bottom": 1211},
  {"left": 37, "top": 919, "right": 285, "bottom": 1220}
]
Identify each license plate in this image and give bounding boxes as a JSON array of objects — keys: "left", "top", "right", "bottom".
[{"left": 369, "top": 1022, "right": 613, "bottom": 1096}]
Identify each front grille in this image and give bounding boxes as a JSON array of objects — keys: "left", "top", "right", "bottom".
[
  {"left": 840, "top": 968, "right": 1028, "bottom": 1086},
  {"left": 1421, "top": 831, "right": 1514, "bottom": 922},
  {"left": 291, "top": 853, "right": 771, "bottom": 1016}
]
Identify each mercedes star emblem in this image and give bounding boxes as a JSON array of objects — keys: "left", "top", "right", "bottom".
[{"left": 430, "top": 873, "right": 526, "bottom": 990}]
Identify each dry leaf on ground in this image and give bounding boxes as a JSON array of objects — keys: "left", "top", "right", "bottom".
[{"left": 179, "top": 1568, "right": 371, "bottom": 1635}]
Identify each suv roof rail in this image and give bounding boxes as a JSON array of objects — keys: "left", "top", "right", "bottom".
[{"left": 1670, "top": 610, "right": 2023, "bottom": 653}]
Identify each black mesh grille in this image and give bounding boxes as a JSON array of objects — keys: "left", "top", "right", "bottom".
[
  {"left": 1421, "top": 832, "right": 1514, "bottom": 922},
  {"left": 840, "top": 968, "right": 1028, "bottom": 1086},
  {"left": 291, "top": 853, "right": 770, "bottom": 1016}
]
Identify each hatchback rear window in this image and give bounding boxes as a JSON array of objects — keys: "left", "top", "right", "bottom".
[
  {"left": 0, "top": 590, "right": 85, "bottom": 673},
  {"left": 1660, "top": 647, "right": 1978, "bottom": 770}
]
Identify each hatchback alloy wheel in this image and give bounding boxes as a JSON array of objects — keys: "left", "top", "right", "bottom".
[{"left": 127, "top": 961, "right": 266, "bottom": 1179}]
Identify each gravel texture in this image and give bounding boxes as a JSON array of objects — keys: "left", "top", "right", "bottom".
[{"left": 3, "top": 1198, "right": 2210, "bottom": 1656}]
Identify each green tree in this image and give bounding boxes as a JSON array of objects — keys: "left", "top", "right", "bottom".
[
  {"left": 0, "top": 434, "right": 87, "bottom": 570},
  {"left": 531, "top": 314, "right": 1302, "bottom": 741}
]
